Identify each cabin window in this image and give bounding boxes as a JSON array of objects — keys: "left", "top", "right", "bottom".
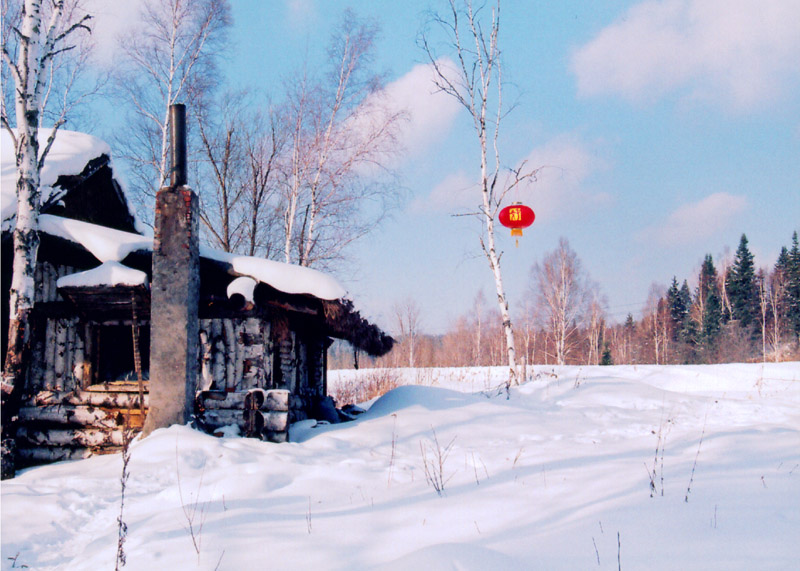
[{"left": 94, "top": 323, "right": 150, "bottom": 383}]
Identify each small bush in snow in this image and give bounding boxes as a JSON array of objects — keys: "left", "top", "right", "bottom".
[{"left": 330, "top": 368, "right": 402, "bottom": 406}]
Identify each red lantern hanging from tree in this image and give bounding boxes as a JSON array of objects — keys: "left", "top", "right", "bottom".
[{"left": 498, "top": 203, "right": 535, "bottom": 246}]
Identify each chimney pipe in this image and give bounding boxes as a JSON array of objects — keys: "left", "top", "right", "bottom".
[{"left": 169, "top": 103, "right": 187, "bottom": 187}]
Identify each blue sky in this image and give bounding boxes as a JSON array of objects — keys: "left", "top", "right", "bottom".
[{"left": 92, "top": 0, "right": 800, "bottom": 334}]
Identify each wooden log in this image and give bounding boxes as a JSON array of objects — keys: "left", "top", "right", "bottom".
[
  {"left": 18, "top": 405, "right": 119, "bottom": 428},
  {"left": 48, "top": 263, "right": 59, "bottom": 302},
  {"left": 84, "top": 380, "right": 149, "bottom": 393},
  {"left": 53, "top": 318, "right": 68, "bottom": 390},
  {"left": 30, "top": 325, "right": 46, "bottom": 391},
  {"left": 56, "top": 264, "right": 69, "bottom": 301},
  {"left": 17, "top": 425, "right": 126, "bottom": 448},
  {"left": 279, "top": 335, "right": 295, "bottom": 392},
  {"left": 43, "top": 318, "right": 56, "bottom": 389},
  {"left": 243, "top": 407, "right": 263, "bottom": 437},
  {"left": 224, "top": 318, "right": 235, "bottom": 391},
  {"left": 199, "top": 328, "right": 213, "bottom": 391},
  {"left": 35, "top": 263, "right": 44, "bottom": 303},
  {"left": 200, "top": 409, "right": 288, "bottom": 433},
  {"left": 73, "top": 324, "right": 85, "bottom": 387},
  {"left": 198, "top": 389, "right": 289, "bottom": 411},
  {"left": 211, "top": 319, "right": 225, "bottom": 387},
  {"left": 30, "top": 390, "right": 150, "bottom": 409},
  {"left": 234, "top": 319, "right": 245, "bottom": 392},
  {"left": 64, "top": 318, "right": 77, "bottom": 391},
  {"left": 17, "top": 446, "right": 92, "bottom": 464},
  {"left": 200, "top": 409, "right": 242, "bottom": 429},
  {"left": 42, "top": 262, "right": 52, "bottom": 303},
  {"left": 262, "top": 410, "right": 288, "bottom": 432}
]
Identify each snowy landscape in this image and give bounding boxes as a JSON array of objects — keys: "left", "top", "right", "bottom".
[{"left": 2, "top": 362, "right": 798, "bottom": 570}]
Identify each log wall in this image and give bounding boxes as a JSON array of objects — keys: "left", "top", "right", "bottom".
[
  {"left": 20, "top": 272, "right": 333, "bottom": 464},
  {"left": 15, "top": 384, "right": 147, "bottom": 466},
  {"left": 30, "top": 261, "right": 86, "bottom": 393}
]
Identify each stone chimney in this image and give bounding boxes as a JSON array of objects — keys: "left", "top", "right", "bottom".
[{"left": 142, "top": 104, "right": 200, "bottom": 437}]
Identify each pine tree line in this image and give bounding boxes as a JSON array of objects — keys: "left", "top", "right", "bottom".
[
  {"left": 332, "top": 231, "right": 800, "bottom": 369},
  {"left": 616, "top": 232, "right": 800, "bottom": 364}
]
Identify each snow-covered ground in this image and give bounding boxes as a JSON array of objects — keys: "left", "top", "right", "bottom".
[{"left": 2, "top": 363, "right": 799, "bottom": 570}]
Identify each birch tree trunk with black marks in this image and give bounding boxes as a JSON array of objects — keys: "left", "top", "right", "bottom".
[
  {"left": 1, "top": 0, "right": 91, "bottom": 478},
  {"left": 423, "top": 0, "right": 537, "bottom": 388}
]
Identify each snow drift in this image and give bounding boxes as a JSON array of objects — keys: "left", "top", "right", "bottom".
[{"left": 1, "top": 363, "right": 798, "bottom": 570}]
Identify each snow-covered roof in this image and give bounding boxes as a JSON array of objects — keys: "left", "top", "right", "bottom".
[
  {"left": 41, "top": 214, "right": 346, "bottom": 301},
  {"left": 202, "top": 246, "right": 347, "bottom": 301},
  {"left": 1, "top": 128, "right": 118, "bottom": 231},
  {"left": 2, "top": 128, "right": 347, "bottom": 301},
  {"left": 40, "top": 214, "right": 152, "bottom": 262}
]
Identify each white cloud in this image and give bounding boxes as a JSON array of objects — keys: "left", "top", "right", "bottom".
[
  {"left": 286, "top": 0, "right": 317, "bottom": 30},
  {"left": 382, "top": 59, "right": 462, "bottom": 156},
  {"left": 572, "top": 0, "right": 800, "bottom": 110},
  {"left": 85, "top": 0, "right": 145, "bottom": 65},
  {"left": 513, "top": 135, "right": 611, "bottom": 219},
  {"left": 342, "top": 59, "right": 463, "bottom": 177},
  {"left": 414, "top": 134, "right": 609, "bottom": 218},
  {"left": 410, "top": 171, "right": 479, "bottom": 213},
  {"left": 639, "top": 192, "right": 748, "bottom": 246}
]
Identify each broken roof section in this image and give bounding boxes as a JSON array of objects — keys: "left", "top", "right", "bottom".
[{"left": 1, "top": 128, "right": 140, "bottom": 234}]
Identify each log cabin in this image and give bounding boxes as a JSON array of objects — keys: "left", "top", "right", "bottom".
[{"left": 1, "top": 126, "right": 392, "bottom": 467}]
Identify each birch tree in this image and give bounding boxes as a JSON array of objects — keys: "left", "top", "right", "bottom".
[
  {"left": 422, "top": 0, "right": 536, "bottom": 387},
  {"left": 393, "top": 298, "right": 422, "bottom": 368},
  {"left": 1, "top": 0, "right": 91, "bottom": 388},
  {"left": 281, "top": 9, "right": 404, "bottom": 269},
  {"left": 530, "top": 238, "right": 591, "bottom": 365},
  {"left": 113, "top": 0, "right": 230, "bottom": 223},
  {"left": 1, "top": 0, "right": 91, "bottom": 478},
  {"left": 193, "top": 91, "right": 247, "bottom": 253},
  {"left": 240, "top": 105, "right": 284, "bottom": 258}
]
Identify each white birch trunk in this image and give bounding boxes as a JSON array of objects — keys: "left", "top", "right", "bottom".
[{"left": 3, "top": 0, "right": 80, "bottom": 395}]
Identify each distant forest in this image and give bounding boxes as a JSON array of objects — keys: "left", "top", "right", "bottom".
[{"left": 332, "top": 232, "right": 800, "bottom": 369}]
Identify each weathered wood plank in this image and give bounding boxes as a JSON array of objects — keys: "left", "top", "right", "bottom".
[
  {"left": 17, "top": 446, "right": 93, "bottom": 464},
  {"left": 18, "top": 404, "right": 128, "bottom": 429},
  {"left": 234, "top": 319, "right": 245, "bottom": 392},
  {"left": 43, "top": 318, "right": 56, "bottom": 389},
  {"left": 224, "top": 318, "right": 235, "bottom": 391},
  {"left": 198, "top": 389, "right": 289, "bottom": 411},
  {"left": 30, "top": 390, "right": 149, "bottom": 409},
  {"left": 54, "top": 318, "right": 67, "bottom": 390},
  {"left": 17, "top": 426, "right": 126, "bottom": 447},
  {"left": 201, "top": 409, "right": 288, "bottom": 433}
]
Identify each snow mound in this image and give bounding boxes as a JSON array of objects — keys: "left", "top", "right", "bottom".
[
  {"left": 40, "top": 214, "right": 152, "bottom": 263},
  {"left": 2, "top": 363, "right": 798, "bottom": 569},
  {"left": 57, "top": 261, "right": 148, "bottom": 288},
  {"left": 202, "top": 246, "right": 347, "bottom": 301}
]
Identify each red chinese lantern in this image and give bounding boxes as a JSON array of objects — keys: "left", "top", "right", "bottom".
[{"left": 498, "top": 203, "right": 535, "bottom": 245}]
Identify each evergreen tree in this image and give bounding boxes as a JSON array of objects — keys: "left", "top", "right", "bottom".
[
  {"left": 784, "top": 232, "right": 800, "bottom": 337},
  {"left": 725, "top": 234, "right": 759, "bottom": 330},
  {"left": 678, "top": 280, "right": 695, "bottom": 344},
  {"left": 696, "top": 254, "right": 722, "bottom": 350},
  {"left": 666, "top": 277, "right": 692, "bottom": 343},
  {"left": 600, "top": 342, "right": 613, "bottom": 365},
  {"left": 624, "top": 313, "right": 635, "bottom": 330},
  {"left": 666, "top": 277, "right": 683, "bottom": 338}
]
